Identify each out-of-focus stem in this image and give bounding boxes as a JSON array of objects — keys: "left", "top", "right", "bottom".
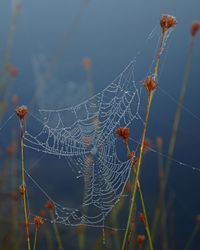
[
  {"left": 164, "top": 38, "right": 194, "bottom": 189},
  {"left": 184, "top": 224, "right": 199, "bottom": 250},
  {"left": 50, "top": 210, "right": 64, "bottom": 250}
]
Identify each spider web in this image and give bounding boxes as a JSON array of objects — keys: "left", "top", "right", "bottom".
[{"left": 24, "top": 59, "right": 143, "bottom": 227}]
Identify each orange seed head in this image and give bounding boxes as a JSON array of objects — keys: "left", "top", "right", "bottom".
[
  {"left": 19, "top": 185, "right": 26, "bottom": 196},
  {"left": 34, "top": 216, "right": 44, "bottom": 229},
  {"left": 16, "top": 105, "right": 28, "bottom": 120},
  {"left": 82, "top": 57, "right": 92, "bottom": 71},
  {"left": 191, "top": 21, "right": 200, "bottom": 38},
  {"left": 128, "top": 151, "right": 135, "bottom": 160},
  {"left": 196, "top": 214, "right": 200, "bottom": 225},
  {"left": 136, "top": 234, "right": 145, "bottom": 247},
  {"left": 139, "top": 212, "right": 146, "bottom": 225},
  {"left": 45, "top": 200, "right": 54, "bottom": 210},
  {"left": 156, "top": 136, "right": 163, "bottom": 146},
  {"left": 115, "top": 127, "right": 130, "bottom": 144},
  {"left": 160, "top": 14, "right": 177, "bottom": 33},
  {"left": 143, "top": 76, "right": 157, "bottom": 93}
]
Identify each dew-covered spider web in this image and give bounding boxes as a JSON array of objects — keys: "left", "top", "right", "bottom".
[{"left": 24, "top": 59, "right": 143, "bottom": 227}]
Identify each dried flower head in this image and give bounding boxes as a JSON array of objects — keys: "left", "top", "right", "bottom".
[
  {"left": 143, "top": 76, "right": 157, "bottom": 93},
  {"left": 143, "top": 139, "right": 151, "bottom": 153},
  {"left": 19, "top": 185, "right": 26, "bottom": 196},
  {"left": 12, "top": 95, "right": 19, "bottom": 105},
  {"left": 128, "top": 151, "right": 135, "bottom": 160},
  {"left": 82, "top": 57, "right": 92, "bottom": 71},
  {"left": 115, "top": 127, "right": 130, "bottom": 144},
  {"left": 136, "top": 234, "right": 145, "bottom": 247},
  {"left": 191, "top": 21, "right": 200, "bottom": 38},
  {"left": 125, "top": 180, "right": 132, "bottom": 194},
  {"left": 76, "top": 225, "right": 86, "bottom": 234},
  {"left": 34, "top": 216, "right": 44, "bottom": 229},
  {"left": 45, "top": 200, "right": 54, "bottom": 210},
  {"left": 156, "top": 136, "right": 163, "bottom": 146},
  {"left": 6, "top": 141, "right": 17, "bottom": 156},
  {"left": 160, "top": 14, "right": 177, "bottom": 33},
  {"left": 0, "top": 101, "right": 7, "bottom": 113},
  {"left": 16, "top": 105, "right": 28, "bottom": 120},
  {"left": 196, "top": 214, "right": 200, "bottom": 225},
  {"left": 5, "top": 64, "right": 19, "bottom": 77},
  {"left": 139, "top": 212, "right": 146, "bottom": 225}
]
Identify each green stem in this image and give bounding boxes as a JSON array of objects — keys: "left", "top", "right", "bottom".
[
  {"left": 184, "top": 224, "right": 199, "bottom": 250},
  {"left": 125, "top": 144, "right": 153, "bottom": 250},
  {"left": 122, "top": 93, "right": 153, "bottom": 250},
  {"left": 164, "top": 38, "right": 194, "bottom": 190},
  {"left": 20, "top": 121, "right": 31, "bottom": 250},
  {"left": 122, "top": 29, "right": 167, "bottom": 250},
  {"left": 33, "top": 228, "right": 38, "bottom": 250},
  {"left": 50, "top": 210, "right": 64, "bottom": 250}
]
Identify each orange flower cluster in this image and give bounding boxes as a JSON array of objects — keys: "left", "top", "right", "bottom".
[
  {"left": 19, "top": 185, "right": 26, "bottom": 196},
  {"left": 136, "top": 234, "right": 145, "bottom": 249},
  {"left": 115, "top": 127, "right": 130, "bottom": 144},
  {"left": 34, "top": 216, "right": 44, "bottom": 229},
  {"left": 82, "top": 57, "right": 92, "bottom": 71},
  {"left": 5, "top": 64, "right": 19, "bottom": 77},
  {"left": 12, "top": 95, "right": 19, "bottom": 106},
  {"left": 128, "top": 151, "right": 135, "bottom": 160},
  {"left": 143, "top": 76, "right": 157, "bottom": 94},
  {"left": 16, "top": 105, "right": 28, "bottom": 120},
  {"left": 196, "top": 214, "right": 200, "bottom": 225},
  {"left": 156, "top": 136, "right": 163, "bottom": 146},
  {"left": 191, "top": 21, "right": 200, "bottom": 38},
  {"left": 160, "top": 14, "right": 177, "bottom": 33},
  {"left": 45, "top": 200, "right": 54, "bottom": 210},
  {"left": 6, "top": 141, "right": 17, "bottom": 156},
  {"left": 139, "top": 212, "right": 146, "bottom": 225},
  {"left": 76, "top": 224, "right": 86, "bottom": 234},
  {"left": 125, "top": 180, "right": 132, "bottom": 194},
  {"left": 143, "top": 139, "right": 151, "bottom": 153}
]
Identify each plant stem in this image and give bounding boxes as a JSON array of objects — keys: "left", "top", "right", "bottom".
[
  {"left": 122, "top": 92, "right": 153, "bottom": 250},
  {"left": 125, "top": 144, "right": 153, "bottom": 250},
  {"left": 164, "top": 38, "right": 194, "bottom": 190},
  {"left": 184, "top": 224, "right": 199, "bottom": 250},
  {"left": 121, "top": 30, "right": 166, "bottom": 250},
  {"left": 33, "top": 228, "right": 38, "bottom": 250},
  {"left": 150, "top": 139, "right": 164, "bottom": 244},
  {"left": 20, "top": 120, "right": 31, "bottom": 250},
  {"left": 50, "top": 210, "right": 64, "bottom": 250}
]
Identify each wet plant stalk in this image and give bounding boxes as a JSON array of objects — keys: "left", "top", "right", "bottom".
[
  {"left": 122, "top": 29, "right": 166, "bottom": 250},
  {"left": 150, "top": 138, "right": 168, "bottom": 250},
  {"left": 122, "top": 92, "right": 153, "bottom": 250},
  {"left": 164, "top": 38, "right": 195, "bottom": 189},
  {"left": 33, "top": 228, "right": 38, "bottom": 250},
  {"left": 184, "top": 224, "right": 199, "bottom": 250},
  {"left": 20, "top": 123, "right": 31, "bottom": 250},
  {"left": 50, "top": 210, "right": 64, "bottom": 250},
  {"left": 125, "top": 144, "right": 153, "bottom": 250}
]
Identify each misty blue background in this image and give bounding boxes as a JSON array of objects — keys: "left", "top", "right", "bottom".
[{"left": 0, "top": 0, "right": 200, "bottom": 249}]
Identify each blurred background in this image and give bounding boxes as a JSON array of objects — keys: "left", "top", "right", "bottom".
[{"left": 0, "top": 0, "right": 200, "bottom": 249}]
